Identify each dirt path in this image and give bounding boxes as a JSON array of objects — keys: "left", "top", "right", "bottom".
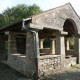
[
  {"left": 1, "top": 61, "right": 80, "bottom": 80},
  {"left": 39, "top": 65, "right": 80, "bottom": 80},
  {"left": 0, "top": 62, "right": 27, "bottom": 80}
]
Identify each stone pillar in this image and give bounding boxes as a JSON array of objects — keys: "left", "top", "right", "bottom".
[
  {"left": 8, "top": 32, "right": 18, "bottom": 54},
  {"left": 50, "top": 39, "right": 55, "bottom": 54},
  {"left": 55, "top": 31, "right": 67, "bottom": 68},
  {"left": 5, "top": 31, "right": 19, "bottom": 63},
  {"left": 74, "top": 35, "right": 80, "bottom": 64},
  {"left": 56, "top": 36, "right": 65, "bottom": 68},
  {"left": 65, "top": 38, "right": 70, "bottom": 50},
  {"left": 26, "top": 31, "right": 39, "bottom": 78},
  {"left": 39, "top": 39, "right": 43, "bottom": 49}
]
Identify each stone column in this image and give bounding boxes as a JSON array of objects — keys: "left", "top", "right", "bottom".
[
  {"left": 56, "top": 31, "right": 67, "bottom": 68},
  {"left": 7, "top": 32, "right": 18, "bottom": 54},
  {"left": 5, "top": 31, "right": 19, "bottom": 63},
  {"left": 26, "top": 31, "right": 39, "bottom": 78},
  {"left": 65, "top": 38, "right": 70, "bottom": 50},
  {"left": 39, "top": 39, "right": 44, "bottom": 49},
  {"left": 50, "top": 39, "right": 55, "bottom": 54},
  {"left": 74, "top": 35, "right": 80, "bottom": 64}
]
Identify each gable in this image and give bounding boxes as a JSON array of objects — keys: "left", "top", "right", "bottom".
[{"left": 31, "top": 3, "right": 80, "bottom": 33}]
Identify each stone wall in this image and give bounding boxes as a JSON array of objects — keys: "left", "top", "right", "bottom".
[
  {"left": 8, "top": 54, "right": 61, "bottom": 77},
  {"left": 38, "top": 55, "right": 61, "bottom": 76},
  {"left": 8, "top": 54, "right": 26, "bottom": 75},
  {"left": 40, "top": 48, "right": 50, "bottom": 55},
  {"left": 66, "top": 50, "right": 74, "bottom": 56},
  {"left": 65, "top": 57, "right": 77, "bottom": 67}
]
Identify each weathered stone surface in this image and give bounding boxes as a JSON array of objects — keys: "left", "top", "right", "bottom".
[
  {"left": 32, "top": 3, "right": 80, "bottom": 33},
  {"left": 2, "top": 3, "right": 80, "bottom": 80},
  {"left": 8, "top": 32, "right": 17, "bottom": 54},
  {"left": 8, "top": 54, "right": 27, "bottom": 75},
  {"left": 25, "top": 31, "right": 39, "bottom": 78},
  {"left": 74, "top": 37, "right": 80, "bottom": 64},
  {"left": 38, "top": 55, "right": 61, "bottom": 76}
]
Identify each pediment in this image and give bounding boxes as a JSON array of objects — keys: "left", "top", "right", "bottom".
[{"left": 31, "top": 3, "right": 80, "bottom": 32}]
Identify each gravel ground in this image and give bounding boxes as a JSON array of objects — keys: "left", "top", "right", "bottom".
[
  {"left": 0, "top": 62, "right": 28, "bottom": 80},
  {"left": 1, "top": 61, "right": 80, "bottom": 80},
  {"left": 39, "top": 65, "right": 80, "bottom": 80}
]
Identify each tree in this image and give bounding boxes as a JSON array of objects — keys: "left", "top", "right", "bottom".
[
  {"left": 0, "top": 14, "right": 5, "bottom": 27},
  {"left": 69, "top": 36, "right": 75, "bottom": 49},
  {"left": 28, "top": 4, "right": 42, "bottom": 16},
  {"left": 0, "top": 4, "right": 42, "bottom": 27}
]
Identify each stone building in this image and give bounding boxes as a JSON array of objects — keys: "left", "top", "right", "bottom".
[{"left": 0, "top": 3, "right": 80, "bottom": 79}]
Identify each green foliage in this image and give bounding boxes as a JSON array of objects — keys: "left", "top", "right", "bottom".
[
  {"left": 28, "top": 4, "right": 42, "bottom": 16},
  {"left": 43, "top": 39, "right": 50, "bottom": 48},
  {"left": 69, "top": 36, "right": 75, "bottom": 49},
  {"left": 0, "top": 4, "right": 42, "bottom": 27},
  {"left": 0, "top": 14, "right": 5, "bottom": 27}
]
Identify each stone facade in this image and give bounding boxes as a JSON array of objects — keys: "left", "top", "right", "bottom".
[
  {"left": 40, "top": 48, "right": 50, "bottom": 55},
  {"left": 31, "top": 3, "right": 79, "bottom": 33},
  {"left": 65, "top": 57, "right": 77, "bottom": 67},
  {"left": 38, "top": 55, "right": 61, "bottom": 76},
  {"left": 8, "top": 54, "right": 26, "bottom": 75},
  {"left": 26, "top": 32, "right": 37, "bottom": 78},
  {"left": 0, "top": 3, "right": 80, "bottom": 80}
]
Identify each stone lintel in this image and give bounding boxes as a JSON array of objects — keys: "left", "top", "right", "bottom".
[
  {"left": 38, "top": 55, "right": 61, "bottom": 59},
  {"left": 39, "top": 39, "right": 44, "bottom": 41},
  {"left": 50, "top": 38, "right": 56, "bottom": 40},
  {"left": 53, "top": 31, "right": 68, "bottom": 36},
  {"left": 60, "top": 31, "right": 68, "bottom": 35},
  {"left": 26, "top": 23, "right": 60, "bottom": 30},
  {"left": 58, "top": 31, "right": 68, "bottom": 36},
  {"left": 25, "top": 23, "right": 43, "bottom": 30},
  {"left": 5, "top": 31, "right": 19, "bottom": 35},
  {"left": 65, "top": 37, "right": 70, "bottom": 39}
]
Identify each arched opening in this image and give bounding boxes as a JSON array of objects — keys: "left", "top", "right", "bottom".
[
  {"left": 63, "top": 19, "right": 77, "bottom": 57},
  {"left": 63, "top": 19, "right": 76, "bottom": 36}
]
